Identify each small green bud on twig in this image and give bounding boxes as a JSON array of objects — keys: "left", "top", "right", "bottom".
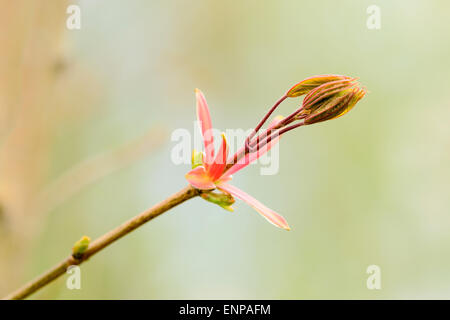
[{"left": 72, "top": 236, "right": 91, "bottom": 259}]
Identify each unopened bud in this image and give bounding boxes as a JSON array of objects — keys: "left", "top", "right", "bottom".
[
  {"left": 302, "top": 77, "right": 357, "bottom": 112},
  {"left": 200, "top": 191, "right": 235, "bottom": 212},
  {"left": 286, "top": 74, "right": 353, "bottom": 98},
  {"left": 303, "top": 87, "right": 366, "bottom": 125},
  {"left": 72, "top": 235, "right": 91, "bottom": 259}
]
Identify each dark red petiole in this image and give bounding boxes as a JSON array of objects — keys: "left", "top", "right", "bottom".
[{"left": 244, "top": 94, "right": 288, "bottom": 154}]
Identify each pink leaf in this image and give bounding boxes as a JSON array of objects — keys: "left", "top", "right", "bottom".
[
  {"left": 185, "top": 166, "right": 216, "bottom": 190},
  {"left": 217, "top": 183, "right": 290, "bottom": 231},
  {"left": 208, "top": 133, "right": 229, "bottom": 181},
  {"left": 225, "top": 116, "right": 283, "bottom": 176},
  {"left": 195, "top": 89, "right": 215, "bottom": 168}
]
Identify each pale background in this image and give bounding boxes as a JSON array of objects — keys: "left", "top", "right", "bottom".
[{"left": 1, "top": 0, "right": 449, "bottom": 299}]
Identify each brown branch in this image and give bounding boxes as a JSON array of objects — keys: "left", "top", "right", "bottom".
[{"left": 2, "top": 185, "right": 200, "bottom": 300}]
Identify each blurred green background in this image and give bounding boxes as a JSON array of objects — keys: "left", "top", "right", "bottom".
[{"left": 1, "top": 0, "right": 450, "bottom": 299}]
